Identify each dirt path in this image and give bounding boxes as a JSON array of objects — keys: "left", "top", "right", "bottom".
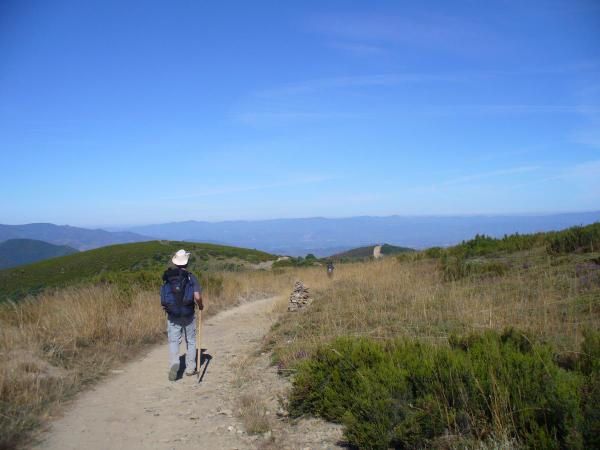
[{"left": 35, "top": 296, "right": 343, "bottom": 450}]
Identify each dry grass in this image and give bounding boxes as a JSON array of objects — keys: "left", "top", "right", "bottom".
[
  {"left": 267, "top": 256, "right": 599, "bottom": 448},
  {"left": 0, "top": 268, "right": 303, "bottom": 449},
  {"left": 232, "top": 354, "right": 255, "bottom": 389},
  {"left": 237, "top": 393, "right": 273, "bottom": 434},
  {"left": 2, "top": 252, "right": 597, "bottom": 448},
  {"left": 218, "top": 266, "right": 327, "bottom": 303},
  {"left": 0, "top": 286, "right": 161, "bottom": 445},
  {"left": 269, "top": 257, "right": 600, "bottom": 368}
]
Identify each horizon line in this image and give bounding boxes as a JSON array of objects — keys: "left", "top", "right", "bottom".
[{"left": 2, "top": 208, "right": 599, "bottom": 230}]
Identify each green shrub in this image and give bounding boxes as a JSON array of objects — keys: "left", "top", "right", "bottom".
[
  {"left": 290, "top": 330, "right": 587, "bottom": 449},
  {"left": 439, "top": 223, "right": 600, "bottom": 259},
  {"left": 578, "top": 328, "right": 600, "bottom": 376},
  {"left": 581, "top": 371, "right": 600, "bottom": 449},
  {"left": 432, "top": 222, "right": 599, "bottom": 282},
  {"left": 577, "top": 329, "right": 600, "bottom": 449},
  {"left": 473, "top": 260, "right": 509, "bottom": 277},
  {"left": 441, "top": 253, "right": 510, "bottom": 281},
  {"left": 450, "top": 232, "right": 547, "bottom": 258},
  {"left": 424, "top": 247, "right": 444, "bottom": 258},
  {"left": 441, "top": 252, "right": 469, "bottom": 281},
  {"left": 272, "top": 256, "right": 319, "bottom": 268},
  {"left": 547, "top": 224, "right": 600, "bottom": 255},
  {"left": 436, "top": 222, "right": 600, "bottom": 258},
  {"left": 396, "top": 252, "right": 423, "bottom": 263}
]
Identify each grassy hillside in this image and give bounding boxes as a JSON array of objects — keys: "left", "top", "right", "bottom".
[
  {"left": 0, "top": 239, "right": 78, "bottom": 270},
  {"left": 331, "top": 243, "right": 414, "bottom": 260},
  {"left": 267, "top": 223, "right": 600, "bottom": 449},
  {"left": 421, "top": 222, "right": 600, "bottom": 282},
  {"left": 0, "top": 240, "right": 276, "bottom": 301}
]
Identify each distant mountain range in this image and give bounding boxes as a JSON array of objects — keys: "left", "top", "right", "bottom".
[
  {"left": 0, "top": 223, "right": 150, "bottom": 251},
  {"left": 126, "top": 211, "right": 600, "bottom": 256},
  {"left": 0, "top": 239, "right": 78, "bottom": 270},
  {"left": 3, "top": 211, "right": 599, "bottom": 258}
]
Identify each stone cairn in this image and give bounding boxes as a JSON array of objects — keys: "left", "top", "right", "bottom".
[{"left": 288, "top": 281, "right": 312, "bottom": 312}]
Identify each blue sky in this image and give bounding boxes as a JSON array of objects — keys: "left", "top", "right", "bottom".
[{"left": 1, "top": 0, "right": 599, "bottom": 226}]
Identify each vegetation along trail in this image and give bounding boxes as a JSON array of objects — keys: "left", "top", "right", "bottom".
[{"left": 35, "top": 295, "right": 342, "bottom": 450}]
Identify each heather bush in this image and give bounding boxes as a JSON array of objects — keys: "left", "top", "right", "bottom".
[
  {"left": 547, "top": 224, "right": 600, "bottom": 254},
  {"left": 289, "top": 329, "right": 595, "bottom": 449}
]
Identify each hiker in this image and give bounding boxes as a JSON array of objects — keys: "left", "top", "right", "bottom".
[
  {"left": 160, "top": 249, "right": 203, "bottom": 381},
  {"left": 327, "top": 261, "right": 334, "bottom": 278}
]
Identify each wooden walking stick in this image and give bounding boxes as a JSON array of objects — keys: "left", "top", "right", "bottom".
[{"left": 196, "top": 309, "right": 202, "bottom": 375}]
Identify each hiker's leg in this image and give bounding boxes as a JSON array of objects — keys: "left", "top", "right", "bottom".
[
  {"left": 183, "top": 315, "right": 196, "bottom": 370},
  {"left": 167, "top": 317, "right": 182, "bottom": 367}
]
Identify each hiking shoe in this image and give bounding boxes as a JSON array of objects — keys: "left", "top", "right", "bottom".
[
  {"left": 185, "top": 368, "right": 197, "bottom": 376},
  {"left": 168, "top": 363, "right": 179, "bottom": 381}
]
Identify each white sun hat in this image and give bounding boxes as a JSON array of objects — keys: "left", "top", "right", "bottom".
[{"left": 172, "top": 249, "right": 191, "bottom": 266}]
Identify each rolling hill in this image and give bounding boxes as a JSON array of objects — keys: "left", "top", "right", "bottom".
[
  {"left": 0, "top": 239, "right": 78, "bottom": 269},
  {"left": 0, "top": 223, "right": 151, "bottom": 250},
  {"left": 0, "top": 240, "right": 276, "bottom": 301}
]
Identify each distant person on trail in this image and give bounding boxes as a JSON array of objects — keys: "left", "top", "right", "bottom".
[
  {"left": 160, "top": 249, "right": 203, "bottom": 381},
  {"left": 327, "top": 261, "right": 335, "bottom": 278}
]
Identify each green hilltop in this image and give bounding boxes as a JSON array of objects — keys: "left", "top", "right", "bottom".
[
  {"left": 332, "top": 243, "right": 415, "bottom": 261},
  {"left": 386, "top": 221, "right": 600, "bottom": 285},
  {"left": 0, "top": 238, "right": 78, "bottom": 270},
  {"left": 0, "top": 240, "right": 276, "bottom": 302}
]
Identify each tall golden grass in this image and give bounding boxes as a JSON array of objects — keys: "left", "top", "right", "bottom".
[
  {"left": 0, "top": 285, "right": 164, "bottom": 448},
  {"left": 217, "top": 266, "right": 326, "bottom": 302},
  {"left": 269, "top": 257, "right": 600, "bottom": 368}
]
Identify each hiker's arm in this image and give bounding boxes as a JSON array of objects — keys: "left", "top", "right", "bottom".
[{"left": 195, "top": 291, "right": 203, "bottom": 310}]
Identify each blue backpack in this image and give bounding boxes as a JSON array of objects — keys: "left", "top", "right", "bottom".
[{"left": 160, "top": 268, "right": 195, "bottom": 317}]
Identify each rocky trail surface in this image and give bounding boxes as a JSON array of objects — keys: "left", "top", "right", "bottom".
[{"left": 35, "top": 296, "right": 343, "bottom": 450}]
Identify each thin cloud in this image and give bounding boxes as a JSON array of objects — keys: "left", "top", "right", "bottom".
[
  {"left": 407, "top": 166, "right": 542, "bottom": 194},
  {"left": 475, "top": 146, "right": 545, "bottom": 162},
  {"left": 253, "top": 73, "right": 465, "bottom": 98},
  {"left": 572, "top": 125, "right": 600, "bottom": 148},
  {"left": 250, "top": 65, "right": 600, "bottom": 100},
  {"left": 309, "top": 13, "right": 468, "bottom": 45},
  {"left": 307, "top": 12, "right": 502, "bottom": 55},
  {"left": 235, "top": 111, "right": 358, "bottom": 126},
  {"left": 562, "top": 159, "right": 600, "bottom": 179},
  {"left": 570, "top": 82, "right": 600, "bottom": 148},
  {"left": 310, "top": 13, "right": 403, "bottom": 42},
  {"left": 410, "top": 105, "right": 600, "bottom": 116},
  {"left": 438, "top": 166, "right": 542, "bottom": 188},
  {"left": 508, "top": 160, "right": 600, "bottom": 191},
  {"left": 471, "top": 105, "right": 600, "bottom": 114},
  {"left": 159, "top": 176, "right": 337, "bottom": 201},
  {"left": 327, "top": 41, "right": 387, "bottom": 56}
]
